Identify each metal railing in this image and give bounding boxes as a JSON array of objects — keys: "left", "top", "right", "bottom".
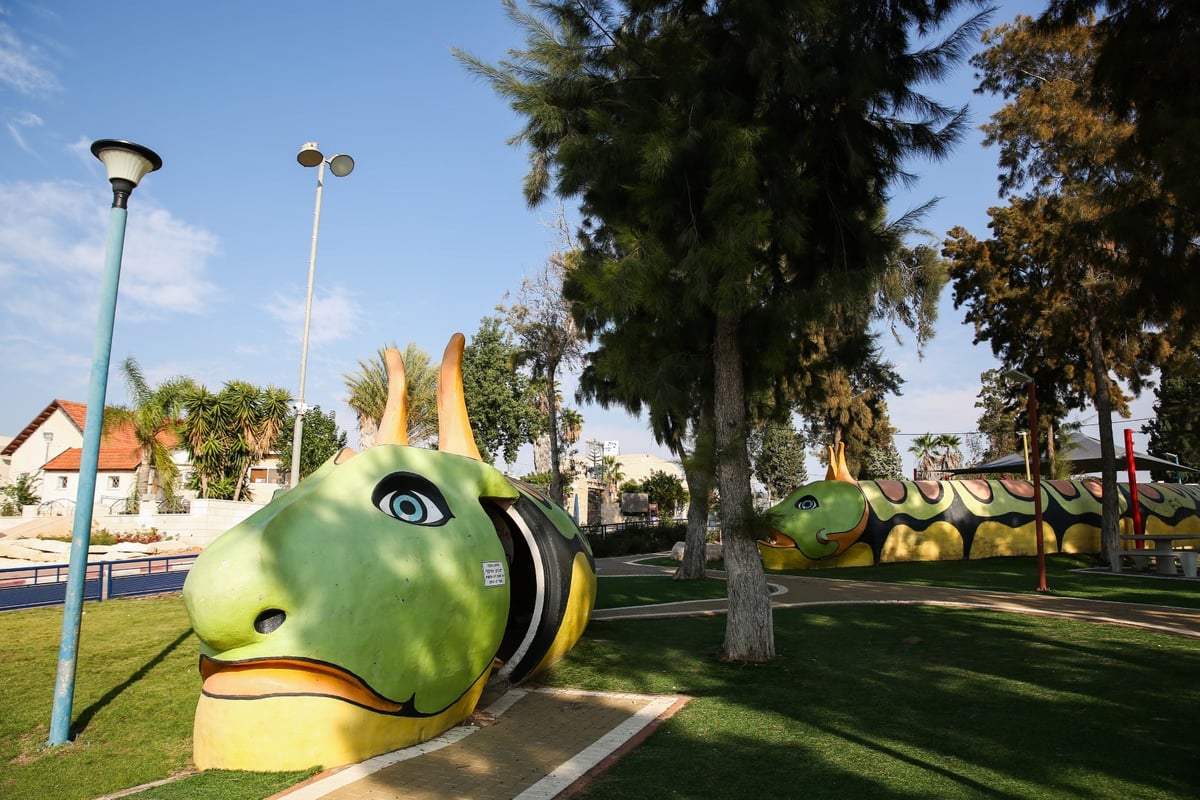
[
  {"left": 157, "top": 497, "right": 191, "bottom": 514},
  {"left": 0, "top": 554, "right": 198, "bottom": 612},
  {"left": 37, "top": 498, "right": 75, "bottom": 516},
  {"left": 581, "top": 517, "right": 687, "bottom": 538},
  {"left": 109, "top": 498, "right": 136, "bottom": 515}
]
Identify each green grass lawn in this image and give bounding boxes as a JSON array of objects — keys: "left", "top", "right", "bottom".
[
  {"left": 0, "top": 596, "right": 313, "bottom": 800},
  {"left": 3, "top": 562, "right": 1198, "bottom": 799},
  {"left": 543, "top": 606, "right": 1200, "bottom": 799},
  {"left": 595, "top": 575, "right": 728, "bottom": 609}
]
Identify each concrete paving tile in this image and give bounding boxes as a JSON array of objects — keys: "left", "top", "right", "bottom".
[{"left": 278, "top": 688, "right": 684, "bottom": 800}]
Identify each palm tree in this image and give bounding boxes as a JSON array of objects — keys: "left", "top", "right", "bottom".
[
  {"left": 180, "top": 385, "right": 222, "bottom": 499},
  {"left": 180, "top": 382, "right": 292, "bottom": 500},
  {"left": 601, "top": 456, "right": 625, "bottom": 491},
  {"left": 935, "top": 434, "right": 963, "bottom": 474},
  {"left": 908, "top": 433, "right": 941, "bottom": 480},
  {"left": 344, "top": 343, "right": 437, "bottom": 448},
  {"left": 105, "top": 357, "right": 195, "bottom": 506},
  {"left": 559, "top": 407, "right": 584, "bottom": 450},
  {"left": 218, "top": 381, "right": 292, "bottom": 501}
]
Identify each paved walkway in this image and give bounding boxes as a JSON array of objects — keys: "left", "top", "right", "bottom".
[
  {"left": 267, "top": 555, "right": 1199, "bottom": 800},
  {"left": 273, "top": 687, "right": 685, "bottom": 800},
  {"left": 594, "top": 557, "right": 1200, "bottom": 639}
]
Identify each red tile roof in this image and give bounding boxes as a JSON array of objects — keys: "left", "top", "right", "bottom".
[
  {"left": 4, "top": 400, "right": 181, "bottom": 473},
  {"left": 2, "top": 399, "right": 86, "bottom": 456},
  {"left": 45, "top": 446, "right": 143, "bottom": 472}
]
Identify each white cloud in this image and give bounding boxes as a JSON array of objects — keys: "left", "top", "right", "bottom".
[
  {"left": 266, "top": 285, "right": 361, "bottom": 346},
  {"left": 6, "top": 109, "right": 42, "bottom": 151},
  {"left": 0, "top": 332, "right": 91, "bottom": 404},
  {"left": 118, "top": 207, "right": 220, "bottom": 317},
  {"left": 0, "top": 179, "right": 220, "bottom": 334},
  {"left": 0, "top": 22, "right": 59, "bottom": 96}
]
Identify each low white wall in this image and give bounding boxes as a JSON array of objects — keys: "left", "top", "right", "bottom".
[
  {"left": 0, "top": 506, "right": 42, "bottom": 532},
  {"left": 1, "top": 499, "right": 267, "bottom": 546}
]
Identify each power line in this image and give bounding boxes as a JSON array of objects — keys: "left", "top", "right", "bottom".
[{"left": 894, "top": 417, "right": 1153, "bottom": 437}]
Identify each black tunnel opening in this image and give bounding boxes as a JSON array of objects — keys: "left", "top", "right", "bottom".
[{"left": 486, "top": 503, "right": 538, "bottom": 664}]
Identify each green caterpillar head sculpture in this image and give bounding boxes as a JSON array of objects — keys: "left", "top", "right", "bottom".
[
  {"left": 182, "top": 335, "right": 595, "bottom": 771},
  {"left": 760, "top": 442, "right": 869, "bottom": 561}
]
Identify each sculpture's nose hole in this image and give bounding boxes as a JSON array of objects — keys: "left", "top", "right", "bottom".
[{"left": 254, "top": 609, "right": 286, "bottom": 635}]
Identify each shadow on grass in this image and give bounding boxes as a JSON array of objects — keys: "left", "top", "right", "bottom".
[
  {"left": 548, "top": 606, "right": 1200, "bottom": 799},
  {"left": 71, "top": 628, "right": 194, "bottom": 738}
]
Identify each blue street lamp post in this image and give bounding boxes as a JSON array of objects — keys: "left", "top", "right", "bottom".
[{"left": 48, "top": 140, "right": 162, "bottom": 746}]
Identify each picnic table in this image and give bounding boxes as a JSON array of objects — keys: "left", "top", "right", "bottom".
[{"left": 1118, "top": 534, "right": 1200, "bottom": 578}]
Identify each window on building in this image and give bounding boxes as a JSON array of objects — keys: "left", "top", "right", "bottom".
[{"left": 57, "top": 476, "right": 68, "bottom": 489}]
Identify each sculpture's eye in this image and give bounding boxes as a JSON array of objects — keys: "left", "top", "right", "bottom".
[
  {"left": 372, "top": 473, "right": 453, "bottom": 527},
  {"left": 796, "top": 495, "right": 819, "bottom": 511}
]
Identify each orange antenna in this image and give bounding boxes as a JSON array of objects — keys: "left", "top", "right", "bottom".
[
  {"left": 437, "top": 333, "right": 483, "bottom": 461},
  {"left": 824, "top": 442, "right": 856, "bottom": 484},
  {"left": 376, "top": 348, "right": 409, "bottom": 446}
]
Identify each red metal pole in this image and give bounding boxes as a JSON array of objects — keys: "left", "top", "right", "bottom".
[
  {"left": 1124, "top": 428, "right": 1144, "bottom": 545},
  {"left": 1027, "top": 382, "right": 1048, "bottom": 592}
]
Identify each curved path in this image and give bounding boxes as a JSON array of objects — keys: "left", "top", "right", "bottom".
[{"left": 593, "top": 555, "right": 1200, "bottom": 639}]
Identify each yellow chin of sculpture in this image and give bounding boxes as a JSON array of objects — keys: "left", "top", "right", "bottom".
[{"left": 192, "top": 669, "right": 490, "bottom": 772}]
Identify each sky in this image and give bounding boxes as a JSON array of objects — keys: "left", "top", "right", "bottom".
[{"left": 0, "top": 0, "right": 1161, "bottom": 480}]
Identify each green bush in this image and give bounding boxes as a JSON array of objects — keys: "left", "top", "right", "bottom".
[
  {"left": 586, "top": 523, "right": 681, "bottom": 558},
  {"left": 0, "top": 472, "right": 40, "bottom": 513}
]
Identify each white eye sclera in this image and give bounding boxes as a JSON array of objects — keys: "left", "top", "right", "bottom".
[{"left": 371, "top": 472, "right": 454, "bottom": 528}]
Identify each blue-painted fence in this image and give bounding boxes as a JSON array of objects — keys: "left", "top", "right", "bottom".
[{"left": 0, "top": 554, "right": 198, "bottom": 612}]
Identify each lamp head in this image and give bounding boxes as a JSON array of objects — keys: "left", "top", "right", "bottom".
[
  {"left": 328, "top": 153, "right": 355, "bottom": 177},
  {"left": 297, "top": 142, "right": 324, "bottom": 168},
  {"left": 91, "top": 140, "right": 162, "bottom": 208},
  {"left": 1004, "top": 369, "right": 1033, "bottom": 384}
]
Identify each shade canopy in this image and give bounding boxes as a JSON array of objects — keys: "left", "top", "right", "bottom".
[{"left": 948, "top": 431, "right": 1196, "bottom": 476}]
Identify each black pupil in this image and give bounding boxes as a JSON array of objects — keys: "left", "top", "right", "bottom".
[{"left": 397, "top": 496, "right": 419, "bottom": 516}]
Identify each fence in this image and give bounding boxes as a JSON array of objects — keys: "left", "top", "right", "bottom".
[
  {"left": 0, "top": 554, "right": 198, "bottom": 612},
  {"left": 581, "top": 517, "right": 689, "bottom": 538}
]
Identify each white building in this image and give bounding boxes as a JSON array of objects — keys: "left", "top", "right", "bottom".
[
  {"left": 0, "top": 400, "right": 143, "bottom": 509},
  {"left": 1, "top": 399, "right": 283, "bottom": 511},
  {"left": 561, "top": 451, "right": 686, "bottom": 527}
]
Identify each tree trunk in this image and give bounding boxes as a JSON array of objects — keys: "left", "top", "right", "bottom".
[
  {"left": 532, "top": 433, "right": 552, "bottom": 474},
  {"left": 713, "top": 314, "right": 774, "bottom": 661},
  {"left": 1087, "top": 314, "right": 1122, "bottom": 570},
  {"left": 547, "top": 362, "right": 564, "bottom": 507},
  {"left": 676, "top": 405, "right": 713, "bottom": 581},
  {"left": 232, "top": 458, "right": 246, "bottom": 502},
  {"left": 357, "top": 413, "right": 378, "bottom": 450},
  {"left": 138, "top": 450, "right": 153, "bottom": 503}
]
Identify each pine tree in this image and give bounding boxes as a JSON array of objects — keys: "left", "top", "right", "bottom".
[{"left": 459, "top": 0, "right": 989, "bottom": 661}]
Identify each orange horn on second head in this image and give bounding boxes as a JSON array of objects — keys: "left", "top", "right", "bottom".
[
  {"left": 437, "top": 333, "right": 483, "bottom": 461},
  {"left": 825, "top": 442, "right": 857, "bottom": 484},
  {"left": 376, "top": 348, "right": 409, "bottom": 446}
]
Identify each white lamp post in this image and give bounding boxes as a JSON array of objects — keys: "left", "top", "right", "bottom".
[
  {"left": 289, "top": 142, "right": 354, "bottom": 488},
  {"left": 49, "top": 140, "right": 162, "bottom": 745}
]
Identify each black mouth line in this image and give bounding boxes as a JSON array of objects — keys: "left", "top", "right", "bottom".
[{"left": 198, "top": 654, "right": 488, "bottom": 719}]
